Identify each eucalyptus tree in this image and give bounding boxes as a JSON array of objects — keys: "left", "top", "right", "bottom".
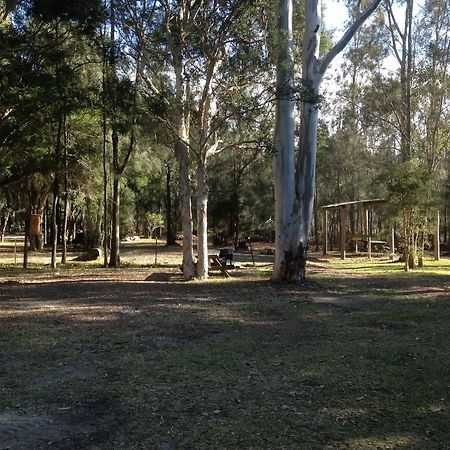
[
  {"left": 156, "top": 0, "right": 257, "bottom": 279},
  {"left": 319, "top": 8, "right": 389, "bottom": 240},
  {"left": 129, "top": 0, "right": 268, "bottom": 279},
  {"left": 415, "top": 0, "right": 449, "bottom": 174},
  {"left": 365, "top": 0, "right": 449, "bottom": 269},
  {"left": 272, "top": 0, "right": 382, "bottom": 282},
  {"left": 413, "top": 0, "right": 449, "bottom": 265}
]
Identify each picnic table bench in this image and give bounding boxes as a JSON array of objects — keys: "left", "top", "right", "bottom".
[{"left": 207, "top": 248, "right": 235, "bottom": 277}]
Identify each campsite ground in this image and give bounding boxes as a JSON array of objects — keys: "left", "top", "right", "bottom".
[{"left": 1, "top": 240, "right": 449, "bottom": 449}]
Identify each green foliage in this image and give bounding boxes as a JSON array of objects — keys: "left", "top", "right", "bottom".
[
  {"left": 30, "top": 0, "right": 105, "bottom": 33},
  {"left": 386, "top": 160, "right": 434, "bottom": 215},
  {"left": 145, "top": 211, "right": 164, "bottom": 237}
]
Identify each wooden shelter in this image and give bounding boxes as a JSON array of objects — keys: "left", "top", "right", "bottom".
[
  {"left": 322, "top": 199, "right": 442, "bottom": 261},
  {"left": 321, "top": 199, "right": 391, "bottom": 260}
]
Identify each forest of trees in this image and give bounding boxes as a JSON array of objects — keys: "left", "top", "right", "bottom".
[{"left": 0, "top": 0, "right": 449, "bottom": 280}]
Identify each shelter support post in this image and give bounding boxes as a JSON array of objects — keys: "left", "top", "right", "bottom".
[
  {"left": 364, "top": 205, "right": 371, "bottom": 260},
  {"left": 435, "top": 210, "right": 440, "bottom": 261},
  {"left": 340, "top": 206, "right": 347, "bottom": 260},
  {"left": 322, "top": 209, "right": 328, "bottom": 256}
]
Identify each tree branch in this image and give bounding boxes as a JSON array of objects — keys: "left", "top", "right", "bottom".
[{"left": 318, "top": 0, "right": 383, "bottom": 75}]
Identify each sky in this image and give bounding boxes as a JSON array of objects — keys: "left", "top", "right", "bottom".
[
  {"left": 321, "top": 0, "right": 351, "bottom": 103},
  {"left": 323, "top": 0, "right": 349, "bottom": 35}
]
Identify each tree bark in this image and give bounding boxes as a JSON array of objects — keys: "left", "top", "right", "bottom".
[
  {"left": 109, "top": 170, "right": 121, "bottom": 267},
  {"left": 61, "top": 116, "right": 69, "bottom": 264},
  {"left": 174, "top": 54, "right": 195, "bottom": 279},
  {"left": 196, "top": 157, "right": 209, "bottom": 279},
  {"left": 51, "top": 116, "right": 63, "bottom": 269},
  {"left": 272, "top": 0, "right": 382, "bottom": 282},
  {"left": 176, "top": 138, "right": 195, "bottom": 279},
  {"left": 272, "top": 0, "right": 296, "bottom": 281},
  {"left": 0, "top": 208, "right": 11, "bottom": 242},
  {"left": 102, "top": 24, "right": 109, "bottom": 268},
  {"left": 165, "top": 163, "right": 177, "bottom": 246}
]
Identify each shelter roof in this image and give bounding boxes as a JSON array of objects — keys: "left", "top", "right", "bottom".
[{"left": 322, "top": 199, "right": 387, "bottom": 210}]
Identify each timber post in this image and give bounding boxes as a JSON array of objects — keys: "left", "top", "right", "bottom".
[
  {"left": 364, "top": 205, "right": 371, "bottom": 260},
  {"left": 322, "top": 208, "right": 328, "bottom": 256},
  {"left": 340, "top": 206, "right": 347, "bottom": 260},
  {"left": 435, "top": 210, "right": 440, "bottom": 261}
]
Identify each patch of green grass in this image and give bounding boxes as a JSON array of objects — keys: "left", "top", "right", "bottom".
[{"left": 326, "top": 255, "right": 450, "bottom": 276}]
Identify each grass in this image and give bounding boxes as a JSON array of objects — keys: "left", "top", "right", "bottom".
[
  {"left": 325, "top": 254, "right": 450, "bottom": 275},
  {"left": 0, "top": 251, "right": 450, "bottom": 448}
]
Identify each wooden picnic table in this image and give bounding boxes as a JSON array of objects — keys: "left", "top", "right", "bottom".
[{"left": 207, "top": 249, "right": 231, "bottom": 277}]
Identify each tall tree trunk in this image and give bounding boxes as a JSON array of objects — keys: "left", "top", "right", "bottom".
[
  {"left": 109, "top": 164, "right": 121, "bottom": 267},
  {"left": 174, "top": 59, "right": 195, "bottom": 279},
  {"left": 102, "top": 107, "right": 109, "bottom": 267},
  {"left": 272, "top": 0, "right": 297, "bottom": 281},
  {"left": 165, "top": 163, "right": 176, "bottom": 246},
  {"left": 51, "top": 116, "right": 63, "bottom": 269},
  {"left": 108, "top": 0, "right": 120, "bottom": 267},
  {"left": 102, "top": 23, "right": 109, "bottom": 268},
  {"left": 107, "top": 0, "right": 140, "bottom": 267},
  {"left": 176, "top": 138, "right": 195, "bottom": 278},
  {"left": 196, "top": 157, "right": 209, "bottom": 279},
  {"left": 61, "top": 115, "right": 69, "bottom": 264},
  {"left": 272, "top": 0, "right": 382, "bottom": 281}
]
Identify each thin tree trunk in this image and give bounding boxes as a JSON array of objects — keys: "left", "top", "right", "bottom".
[
  {"left": 165, "top": 163, "right": 176, "bottom": 246},
  {"left": 61, "top": 115, "right": 69, "bottom": 264},
  {"left": 177, "top": 139, "right": 195, "bottom": 278},
  {"left": 109, "top": 172, "right": 121, "bottom": 267},
  {"left": 107, "top": 0, "right": 140, "bottom": 267},
  {"left": 174, "top": 56, "right": 195, "bottom": 279},
  {"left": 1, "top": 209, "right": 11, "bottom": 242},
  {"left": 108, "top": 0, "right": 120, "bottom": 267},
  {"left": 102, "top": 23, "right": 109, "bottom": 268},
  {"left": 51, "top": 116, "right": 63, "bottom": 269},
  {"left": 196, "top": 158, "right": 209, "bottom": 279},
  {"left": 314, "top": 189, "right": 320, "bottom": 252}
]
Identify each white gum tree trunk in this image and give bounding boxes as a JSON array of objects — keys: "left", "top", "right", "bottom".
[
  {"left": 195, "top": 57, "right": 221, "bottom": 280},
  {"left": 272, "top": 0, "right": 382, "bottom": 282},
  {"left": 174, "top": 63, "right": 195, "bottom": 280},
  {"left": 272, "top": 0, "right": 297, "bottom": 281},
  {"left": 177, "top": 135, "right": 195, "bottom": 280},
  {"left": 196, "top": 156, "right": 209, "bottom": 279},
  {"left": 166, "top": 1, "right": 196, "bottom": 280}
]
